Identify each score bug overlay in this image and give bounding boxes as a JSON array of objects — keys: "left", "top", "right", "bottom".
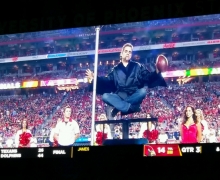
[
  {"left": 36, "top": 147, "right": 72, "bottom": 158},
  {"left": 37, "top": 148, "right": 44, "bottom": 158},
  {"left": 181, "top": 146, "right": 202, "bottom": 153},
  {"left": 0, "top": 147, "right": 74, "bottom": 158},
  {"left": 144, "top": 144, "right": 182, "bottom": 157},
  {"left": 144, "top": 144, "right": 203, "bottom": 157}
]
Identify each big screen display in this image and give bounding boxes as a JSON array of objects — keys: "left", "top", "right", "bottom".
[{"left": 0, "top": 14, "right": 220, "bottom": 158}]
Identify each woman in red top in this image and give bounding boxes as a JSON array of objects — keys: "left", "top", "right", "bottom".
[{"left": 180, "top": 106, "right": 202, "bottom": 144}]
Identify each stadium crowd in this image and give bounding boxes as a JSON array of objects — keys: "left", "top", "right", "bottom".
[{"left": 0, "top": 91, "right": 65, "bottom": 147}]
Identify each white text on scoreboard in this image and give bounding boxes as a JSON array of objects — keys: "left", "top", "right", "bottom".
[
  {"left": 181, "top": 146, "right": 202, "bottom": 153},
  {"left": 0, "top": 149, "right": 21, "bottom": 158},
  {"left": 53, "top": 150, "right": 66, "bottom": 154}
]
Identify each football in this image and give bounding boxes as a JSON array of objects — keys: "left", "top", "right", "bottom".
[{"left": 156, "top": 54, "right": 168, "bottom": 72}]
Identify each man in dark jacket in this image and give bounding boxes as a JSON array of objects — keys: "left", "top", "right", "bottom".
[{"left": 86, "top": 43, "right": 167, "bottom": 119}]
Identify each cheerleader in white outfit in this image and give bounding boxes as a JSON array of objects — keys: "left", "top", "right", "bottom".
[
  {"left": 15, "top": 119, "right": 32, "bottom": 148},
  {"left": 195, "top": 109, "right": 209, "bottom": 143},
  {"left": 139, "top": 122, "right": 156, "bottom": 139},
  {"left": 94, "top": 114, "right": 112, "bottom": 143},
  {"left": 139, "top": 123, "right": 158, "bottom": 144}
]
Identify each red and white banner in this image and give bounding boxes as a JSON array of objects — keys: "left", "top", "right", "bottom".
[
  {"left": 0, "top": 39, "right": 220, "bottom": 64},
  {"left": 40, "top": 78, "right": 78, "bottom": 87}
]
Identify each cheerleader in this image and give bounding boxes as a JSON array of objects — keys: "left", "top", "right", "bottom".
[
  {"left": 195, "top": 109, "right": 209, "bottom": 143},
  {"left": 139, "top": 114, "right": 158, "bottom": 144},
  {"left": 15, "top": 119, "right": 32, "bottom": 148},
  {"left": 180, "top": 106, "right": 202, "bottom": 144},
  {"left": 95, "top": 114, "right": 112, "bottom": 140}
]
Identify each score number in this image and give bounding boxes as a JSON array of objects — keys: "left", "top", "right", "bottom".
[
  {"left": 157, "top": 147, "right": 165, "bottom": 153},
  {"left": 38, "top": 148, "right": 44, "bottom": 152},
  {"left": 144, "top": 145, "right": 180, "bottom": 156},
  {"left": 37, "top": 148, "right": 44, "bottom": 158},
  {"left": 156, "top": 146, "right": 176, "bottom": 155}
]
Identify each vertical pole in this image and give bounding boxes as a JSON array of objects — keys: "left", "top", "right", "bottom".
[{"left": 90, "top": 26, "right": 100, "bottom": 146}]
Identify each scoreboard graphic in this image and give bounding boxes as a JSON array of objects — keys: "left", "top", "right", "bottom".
[
  {"left": 1, "top": 144, "right": 220, "bottom": 158},
  {"left": 143, "top": 144, "right": 202, "bottom": 157}
]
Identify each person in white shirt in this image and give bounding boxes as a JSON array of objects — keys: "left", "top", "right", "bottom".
[
  {"left": 218, "top": 129, "right": 220, "bottom": 136},
  {"left": 158, "top": 129, "right": 168, "bottom": 144},
  {"left": 6, "top": 138, "right": 14, "bottom": 148},
  {"left": 30, "top": 137, "right": 38, "bottom": 147},
  {"left": 6, "top": 110, "right": 9, "bottom": 116},
  {"left": 0, "top": 136, "right": 3, "bottom": 148},
  {"left": 15, "top": 119, "right": 32, "bottom": 148},
  {"left": 195, "top": 109, "right": 209, "bottom": 143},
  {"left": 49, "top": 123, "right": 57, "bottom": 147},
  {"left": 54, "top": 106, "right": 80, "bottom": 146},
  {"left": 208, "top": 127, "right": 217, "bottom": 143}
]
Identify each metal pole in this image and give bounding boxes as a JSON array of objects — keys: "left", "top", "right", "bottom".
[{"left": 90, "top": 26, "right": 100, "bottom": 146}]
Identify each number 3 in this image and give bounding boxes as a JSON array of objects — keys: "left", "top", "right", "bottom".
[{"left": 196, "top": 147, "right": 201, "bottom": 153}]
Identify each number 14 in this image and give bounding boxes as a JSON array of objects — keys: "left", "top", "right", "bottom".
[{"left": 157, "top": 147, "right": 165, "bottom": 153}]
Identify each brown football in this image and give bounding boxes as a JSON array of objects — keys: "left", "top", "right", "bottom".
[{"left": 156, "top": 54, "right": 168, "bottom": 72}]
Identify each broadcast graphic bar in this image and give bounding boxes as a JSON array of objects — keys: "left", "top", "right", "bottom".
[{"left": 0, "top": 144, "right": 220, "bottom": 158}]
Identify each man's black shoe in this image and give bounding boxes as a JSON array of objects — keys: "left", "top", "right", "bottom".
[
  {"left": 121, "top": 105, "right": 141, "bottom": 116},
  {"left": 105, "top": 105, "right": 115, "bottom": 120},
  {"left": 111, "top": 108, "right": 119, "bottom": 118}
]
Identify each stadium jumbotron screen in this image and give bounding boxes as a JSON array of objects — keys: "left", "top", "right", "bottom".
[{"left": 0, "top": 13, "right": 220, "bottom": 158}]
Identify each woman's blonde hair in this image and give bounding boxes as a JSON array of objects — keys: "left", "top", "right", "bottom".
[
  {"left": 99, "top": 114, "right": 107, "bottom": 121},
  {"left": 196, "top": 109, "right": 205, "bottom": 120},
  {"left": 97, "top": 114, "right": 109, "bottom": 131}
]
